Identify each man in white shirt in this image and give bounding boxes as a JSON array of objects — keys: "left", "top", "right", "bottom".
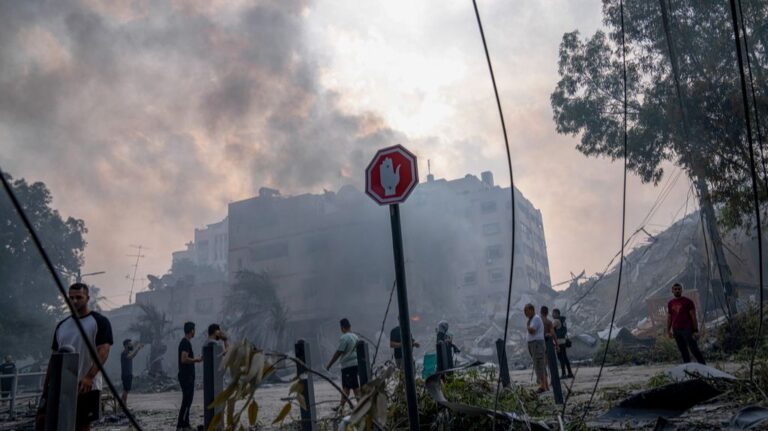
[
  {"left": 45, "top": 283, "right": 113, "bottom": 431},
  {"left": 325, "top": 318, "right": 359, "bottom": 412},
  {"left": 524, "top": 303, "right": 548, "bottom": 393}
]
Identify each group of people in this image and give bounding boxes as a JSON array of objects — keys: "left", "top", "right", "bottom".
[
  {"left": 172, "top": 321, "right": 229, "bottom": 431},
  {"left": 31, "top": 282, "right": 230, "bottom": 431},
  {"left": 31, "top": 280, "right": 707, "bottom": 429},
  {"left": 524, "top": 304, "right": 573, "bottom": 393},
  {"left": 524, "top": 282, "right": 705, "bottom": 394}
]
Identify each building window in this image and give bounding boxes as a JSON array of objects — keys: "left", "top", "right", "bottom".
[
  {"left": 463, "top": 272, "right": 478, "bottom": 285},
  {"left": 486, "top": 245, "right": 503, "bottom": 261},
  {"left": 195, "top": 298, "right": 213, "bottom": 314},
  {"left": 482, "top": 223, "right": 500, "bottom": 235},
  {"left": 481, "top": 201, "right": 498, "bottom": 213},
  {"left": 251, "top": 241, "right": 289, "bottom": 261},
  {"left": 489, "top": 268, "right": 505, "bottom": 283}
]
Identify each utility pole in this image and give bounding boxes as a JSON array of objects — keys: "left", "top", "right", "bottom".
[{"left": 127, "top": 245, "right": 147, "bottom": 304}]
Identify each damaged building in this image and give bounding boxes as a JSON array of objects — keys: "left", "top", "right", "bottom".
[
  {"left": 226, "top": 171, "right": 552, "bottom": 357},
  {"left": 106, "top": 170, "right": 553, "bottom": 372}
]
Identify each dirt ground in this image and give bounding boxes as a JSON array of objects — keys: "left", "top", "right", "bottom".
[{"left": 87, "top": 361, "right": 749, "bottom": 430}]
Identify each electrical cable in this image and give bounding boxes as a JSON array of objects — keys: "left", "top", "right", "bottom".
[
  {"left": 469, "top": 2, "right": 520, "bottom": 430},
  {"left": 0, "top": 169, "right": 144, "bottom": 431},
  {"left": 565, "top": 166, "right": 686, "bottom": 313},
  {"left": 579, "top": 0, "right": 629, "bottom": 422},
  {"left": 727, "top": 0, "right": 765, "bottom": 381},
  {"left": 737, "top": 0, "right": 768, "bottom": 191},
  {"left": 371, "top": 279, "right": 397, "bottom": 368}
]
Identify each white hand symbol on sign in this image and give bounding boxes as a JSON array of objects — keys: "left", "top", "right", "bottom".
[{"left": 379, "top": 157, "right": 401, "bottom": 196}]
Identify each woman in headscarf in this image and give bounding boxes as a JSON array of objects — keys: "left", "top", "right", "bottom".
[{"left": 436, "top": 320, "right": 460, "bottom": 368}]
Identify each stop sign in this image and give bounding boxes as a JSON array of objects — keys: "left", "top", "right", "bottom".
[{"left": 365, "top": 144, "right": 419, "bottom": 205}]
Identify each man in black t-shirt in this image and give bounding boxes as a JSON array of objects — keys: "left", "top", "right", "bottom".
[
  {"left": 120, "top": 339, "right": 142, "bottom": 404},
  {"left": 44, "top": 283, "right": 113, "bottom": 431},
  {"left": 177, "top": 322, "right": 201, "bottom": 431},
  {"left": 389, "top": 326, "right": 419, "bottom": 369}
]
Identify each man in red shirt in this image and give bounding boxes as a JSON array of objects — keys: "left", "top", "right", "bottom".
[{"left": 667, "top": 283, "right": 705, "bottom": 364}]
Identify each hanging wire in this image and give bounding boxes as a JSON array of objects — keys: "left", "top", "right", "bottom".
[
  {"left": 737, "top": 0, "right": 768, "bottom": 191},
  {"left": 469, "top": 2, "right": 521, "bottom": 429},
  {"left": 579, "top": 0, "right": 630, "bottom": 422},
  {"left": 371, "top": 279, "right": 397, "bottom": 367},
  {"left": 727, "top": 0, "right": 765, "bottom": 381},
  {"left": 0, "top": 169, "right": 144, "bottom": 431}
]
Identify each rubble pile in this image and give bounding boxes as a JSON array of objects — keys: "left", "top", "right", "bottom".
[
  {"left": 556, "top": 212, "right": 759, "bottom": 339},
  {"left": 448, "top": 211, "right": 761, "bottom": 364}
]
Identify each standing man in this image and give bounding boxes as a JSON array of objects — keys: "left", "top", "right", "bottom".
[
  {"left": 552, "top": 309, "right": 573, "bottom": 378},
  {"left": 45, "top": 283, "right": 113, "bottom": 431},
  {"left": 540, "top": 306, "right": 563, "bottom": 402},
  {"left": 120, "top": 339, "right": 142, "bottom": 404},
  {"left": 0, "top": 356, "right": 16, "bottom": 399},
  {"left": 524, "top": 304, "right": 548, "bottom": 393},
  {"left": 205, "top": 324, "right": 229, "bottom": 353},
  {"left": 390, "top": 325, "right": 419, "bottom": 369},
  {"left": 177, "top": 322, "right": 202, "bottom": 431},
  {"left": 667, "top": 283, "right": 706, "bottom": 364},
  {"left": 326, "top": 318, "right": 359, "bottom": 412}
]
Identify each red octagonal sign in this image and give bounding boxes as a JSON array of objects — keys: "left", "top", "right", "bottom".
[{"left": 365, "top": 145, "right": 419, "bottom": 205}]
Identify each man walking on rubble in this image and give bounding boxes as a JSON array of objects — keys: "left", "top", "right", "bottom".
[
  {"left": 326, "top": 318, "right": 360, "bottom": 412},
  {"left": 524, "top": 304, "right": 548, "bottom": 393},
  {"left": 667, "top": 283, "right": 706, "bottom": 364}
]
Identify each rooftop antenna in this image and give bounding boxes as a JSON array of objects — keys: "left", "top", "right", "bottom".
[
  {"left": 126, "top": 244, "right": 148, "bottom": 304},
  {"left": 77, "top": 270, "right": 106, "bottom": 283},
  {"left": 427, "top": 159, "right": 435, "bottom": 182}
]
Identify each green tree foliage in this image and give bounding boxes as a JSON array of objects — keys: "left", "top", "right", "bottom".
[
  {"left": 0, "top": 173, "right": 87, "bottom": 358},
  {"left": 223, "top": 270, "right": 289, "bottom": 352},
  {"left": 550, "top": 0, "right": 768, "bottom": 229}
]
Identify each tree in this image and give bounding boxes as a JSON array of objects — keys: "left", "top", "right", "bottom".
[
  {"left": 550, "top": 0, "right": 767, "bottom": 311},
  {"left": 128, "top": 303, "right": 172, "bottom": 376},
  {"left": 223, "top": 270, "right": 289, "bottom": 352},
  {"left": 0, "top": 173, "right": 87, "bottom": 358}
]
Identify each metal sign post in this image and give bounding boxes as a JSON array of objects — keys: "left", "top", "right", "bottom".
[
  {"left": 203, "top": 343, "right": 224, "bottom": 430},
  {"left": 45, "top": 351, "right": 79, "bottom": 431},
  {"left": 389, "top": 203, "right": 420, "bottom": 430},
  {"left": 294, "top": 339, "right": 317, "bottom": 431},
  {"left": 365, "top": 144, "right": 420, "bottom": 431}
]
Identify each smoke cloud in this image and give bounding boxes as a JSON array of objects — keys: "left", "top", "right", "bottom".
[{"left": 0, "top": 0, "right": 411, "bottom": 297}]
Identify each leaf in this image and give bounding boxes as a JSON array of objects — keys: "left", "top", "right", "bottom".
[
  {"left": 226, "top": 395, "right": 235, "bottom": 426},
  {"left": 210, "top": 383, "right": 236, "bottom": 408},
  {"left": 248, "top": 400, "right": 259, "bottom": 426},
  {"left": 207, "top": 412, "right": 221, "bottom": 431},
  {"left": 289, "top": 379, "right": 304, "bottom": 395},
  {"left": 272, "top": 402, "right": 292, "bottom": 424},
  {"left": 246, "top": 352, "right": 265, "bottom": 382},
  {"left": 297, "top": 393, "right": 307, "bottom": 411},
  {"left": 220, "top": 342, "right": 239, "bottom": 372}
]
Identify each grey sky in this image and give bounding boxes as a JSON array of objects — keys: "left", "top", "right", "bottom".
[{"left": 0, "top": 0, "right": 691, "bottom": 307}]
